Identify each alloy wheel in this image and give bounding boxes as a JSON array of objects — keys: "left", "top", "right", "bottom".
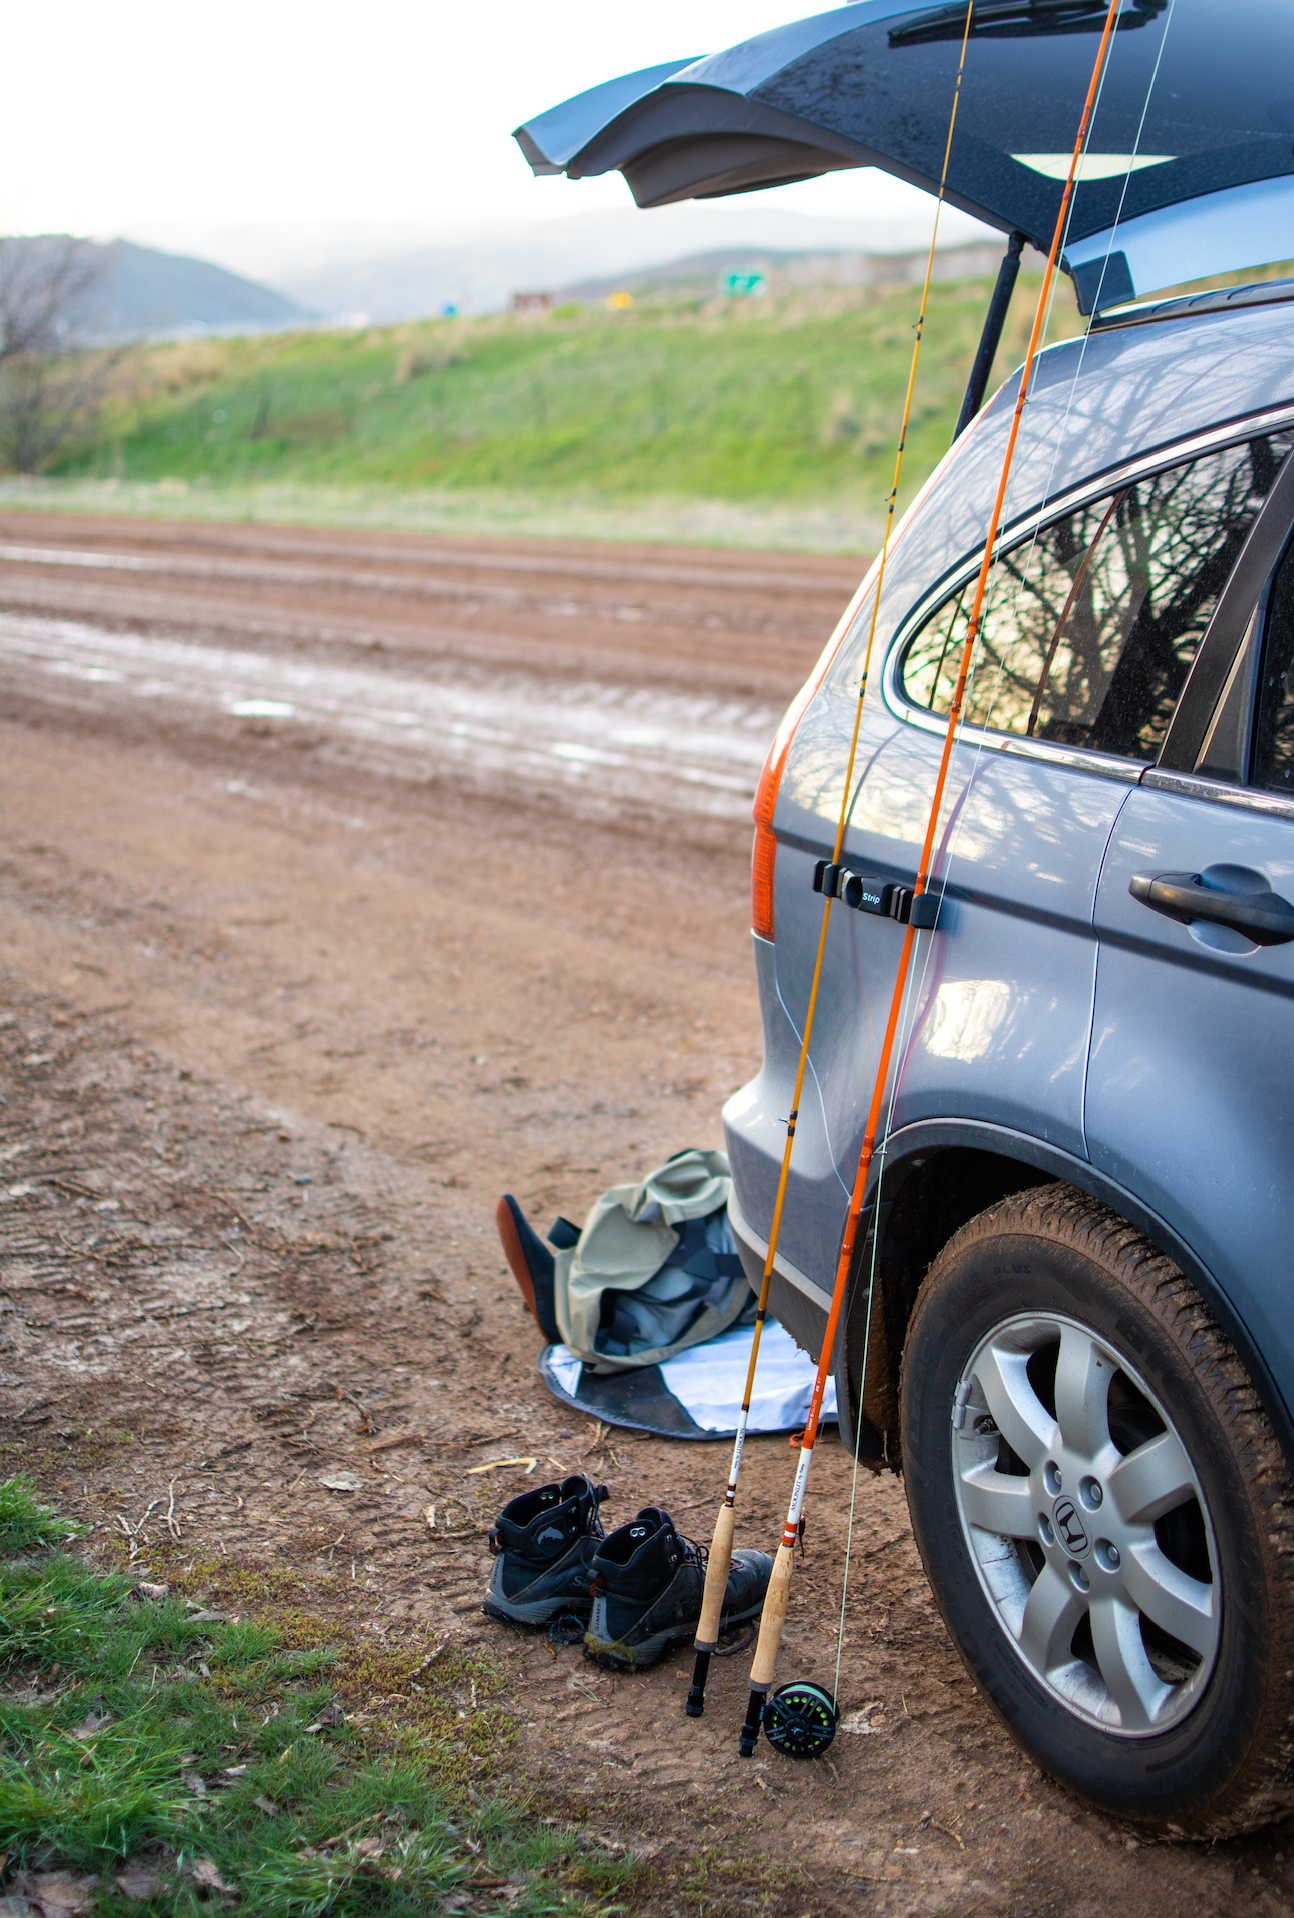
[{"left": 951, "top": 1311, "right": 1220, "bottom": 1735}]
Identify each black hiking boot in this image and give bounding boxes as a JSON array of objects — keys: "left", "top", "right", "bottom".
[
  {"left": 483, "top": 1475, "right": 609, "bottom": 1627},
  {"left": 584, "top": 1506, "right": 772, "bottom": 1671}
]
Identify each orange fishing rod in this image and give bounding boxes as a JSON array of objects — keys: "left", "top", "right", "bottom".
[
  {"left": 738, "top": 0, "right": 1124, "bottom": 1759},
  {"left": 684, "top": 0, "right": 977, "bottom": 1723}
]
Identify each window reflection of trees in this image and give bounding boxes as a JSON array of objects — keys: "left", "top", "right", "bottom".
[{"left": 904, "top": 436, "right": 1289, "bottom": 762}]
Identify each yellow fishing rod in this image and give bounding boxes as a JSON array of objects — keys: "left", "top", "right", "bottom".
[
  {"left": 736, "top": 0, "right": 1125, "bottom": 1759},
  {"left": 685, "top": 0, "right": 977, "bottom": 1722}
]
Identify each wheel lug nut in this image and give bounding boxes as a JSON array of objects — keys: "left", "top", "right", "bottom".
[{"left": 1079, "top": 1476, "right": 1102, "bottom": 1510}]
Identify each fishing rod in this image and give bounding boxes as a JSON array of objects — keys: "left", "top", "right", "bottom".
[
  {"left": 684, "top": 0, "right": 977, "bottom": 1723},
  {"left": 737, "top": 0, "right": 1126, "bottom": 1760}
]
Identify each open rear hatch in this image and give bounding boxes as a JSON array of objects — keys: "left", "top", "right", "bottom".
[{"left": 515, "top": 0, "right": 1294, "bottom": 316}]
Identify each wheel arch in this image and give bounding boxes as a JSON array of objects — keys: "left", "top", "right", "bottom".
[{"left": 835, "top": 1118, "right": 1294, "bottom": 1478}]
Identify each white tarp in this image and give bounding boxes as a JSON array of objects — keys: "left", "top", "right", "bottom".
[{"left": 545, "top": 1317, "right": 836, "bottom": 1434}]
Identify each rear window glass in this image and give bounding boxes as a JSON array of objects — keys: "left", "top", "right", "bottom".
[{"left": 901, "top": 434, "right": 1290, "bottom": 762}]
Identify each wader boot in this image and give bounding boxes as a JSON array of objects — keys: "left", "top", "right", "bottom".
[
  {"left": 584, "top": 1506, "right": 771, "bottom": 1669},
  {"left": 483, "top": 1474, "right": 609, "bottom": 1627}
]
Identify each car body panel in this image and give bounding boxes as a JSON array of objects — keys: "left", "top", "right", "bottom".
[
  {"left": 837, "top": 1113, "right": 1294, "bottom": 1453},
  {"left": 736, "top": 682, "right": 1126, "bottom": 1286},
  {"left": 1087, "top": 785, "right": 1294, "bottom": 1416},
  {"left": 723, "top": 292, "right": 1294, "bottom": 1448}
]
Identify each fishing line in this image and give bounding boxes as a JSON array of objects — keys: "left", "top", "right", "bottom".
[
  {"left": 684, "top": 0, "right": 977, "bottom": 1722},
  {"left": 831, "top": 0, "right": 1173, "bottom": 1710},
  {"left": 829, "top": 3, "right": 1176, "bottom": 1705},
  {"left": 740, "top": 0, "right": 1126, "bottom": 1760},
  {"left": 1016, "top": 0, "right": 1177, "bottom": 537}
]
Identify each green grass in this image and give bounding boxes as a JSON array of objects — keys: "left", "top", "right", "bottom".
[
  {"left": 29, "top": 275, "right": 1082, "bottom": 551},
  {"left": 0, "top": 1476, "right": 81, "bottom": 1555},
  {"left": 0, "top": 1478, "right": 630, "bottom": 1916}
]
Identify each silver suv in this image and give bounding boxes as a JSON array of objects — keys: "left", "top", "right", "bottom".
[
  {"left": 516, "top": 0, "right": 1294, "bottom": 1832},
  {"left": 725, "top": 281, "right": 1294, "bottom": 1833}
]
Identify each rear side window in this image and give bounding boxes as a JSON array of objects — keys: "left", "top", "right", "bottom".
[{"left": 902, "top": 434, "right": 1290, "bottom": 762}]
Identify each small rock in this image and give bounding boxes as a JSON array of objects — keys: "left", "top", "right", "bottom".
[
  {"left": 134, "top": 1582, "right": 169, "bottom": 1602},
  {"left": 25, "top": 1875, "right": 99, "bottom": 1917},
  {"left": 190, "top": 1860, "right": 237, "bottom": 1897},
  {"left": 115, "top": 1866, "right": 167, "bottom": 1903}
]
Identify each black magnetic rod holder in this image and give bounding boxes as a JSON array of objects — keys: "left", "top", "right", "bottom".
[{"left": 813, "top": 859, "right": 940, "bottom": 931}]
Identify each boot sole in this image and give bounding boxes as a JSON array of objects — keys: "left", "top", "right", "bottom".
[
  {"left": 483, "top": 1595, "right": 593, "bottom": 1628},
  {"left": 583, "top": 1597, "right": 764, "bottom": 1672}
]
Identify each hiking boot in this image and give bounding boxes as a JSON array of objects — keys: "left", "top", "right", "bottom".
[
  {"left": 495, "top": 1195, "right": 578, "bottom": 1344},
  {"left": 483, "top": 1475, "right": 609, "bottom": 1627},
  {"left": 584, "top": 1506, "right": 772, "bottom": 1670}
]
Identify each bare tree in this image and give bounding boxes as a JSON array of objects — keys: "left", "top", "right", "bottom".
[
  {"left": 0, "top": 235, "right": 118, "bottom": 473},
  {"left": 0, "top": 352, "right": 122, "bottom": 474},
  {"left": 0, "top": 235, "right": 103, "bottom": 364}
]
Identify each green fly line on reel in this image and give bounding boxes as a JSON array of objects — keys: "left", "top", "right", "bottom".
[{"left": 761, "top": 1681, "right": 839, "bottom": 1758}]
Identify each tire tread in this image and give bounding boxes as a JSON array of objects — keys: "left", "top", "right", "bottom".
[{"left": 906, "top": 1181, "right": 1294, "bottom": 1838}]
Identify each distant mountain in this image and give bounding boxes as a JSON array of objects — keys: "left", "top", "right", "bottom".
[
  {"left": 94, "top": 239, "right": 314, "bottom": 337},
  {"left": 127, "top": 202, "right": 999, "bottom": 323},
  {"left": 7, "top": 236, "right": 315, "bottom": 341}
]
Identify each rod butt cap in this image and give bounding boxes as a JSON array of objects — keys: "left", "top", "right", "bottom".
[{"left": 686, "top": 1648, "right": 712, "bottom": 1719}]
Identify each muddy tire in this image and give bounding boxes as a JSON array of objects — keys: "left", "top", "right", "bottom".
[{"left": 900, "top": 1182, "right": 1294, "bottom": 1837}]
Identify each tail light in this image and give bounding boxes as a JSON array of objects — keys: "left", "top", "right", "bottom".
[{"left": 751, "top": 737, "right": 785, "bottom": 942}]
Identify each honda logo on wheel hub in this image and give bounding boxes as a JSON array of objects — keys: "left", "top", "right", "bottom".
[{"left": 1052, "top": 1497, "right": 1091, "bottom": 1558}]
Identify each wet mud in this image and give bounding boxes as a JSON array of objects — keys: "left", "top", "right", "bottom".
[{"left": 1, "top": 512, "right": 1290, "bottom": 1914}]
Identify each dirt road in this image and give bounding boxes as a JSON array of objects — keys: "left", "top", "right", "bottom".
[{"left": 1, "top": 511, "right": 1290, "bottom": 1915}]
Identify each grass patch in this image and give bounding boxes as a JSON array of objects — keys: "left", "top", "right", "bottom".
[
  {"left": 0, "top": 1475, "right": 81, "bottom": 1554},
  {"left": 0, "top": 1483, "right": 632, "bottom": 1915},
  {"left": 15, "top": 275, "right": 1085, "bottom": 550}
]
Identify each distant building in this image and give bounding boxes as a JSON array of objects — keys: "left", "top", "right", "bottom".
[{"left": 511, "top": 290, "right": 553, "bottom": 313}]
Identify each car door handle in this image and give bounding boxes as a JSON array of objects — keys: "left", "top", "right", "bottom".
[{"left": 1128, "top": 871, "right": 1294, "bottom": 946}]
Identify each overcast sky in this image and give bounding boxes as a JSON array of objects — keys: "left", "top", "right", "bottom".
[{"left": 1, "top": 0, "right": 945, "bottom": 239}]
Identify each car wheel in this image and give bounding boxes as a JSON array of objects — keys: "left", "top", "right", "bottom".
[{"left": 900, "top": 1182, "right": 1294, "bottom": 1835}]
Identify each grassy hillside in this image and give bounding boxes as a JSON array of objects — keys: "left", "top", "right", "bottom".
[{"left": 38, "top": 273, "right": 1078, "bottom": 548}]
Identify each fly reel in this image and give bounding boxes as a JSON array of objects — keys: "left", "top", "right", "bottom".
[{"left": 762, "top": 1680, "right": 839, "bottom": 1758}]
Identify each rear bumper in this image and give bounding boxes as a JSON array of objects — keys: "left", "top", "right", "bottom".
[{"left": 727, "top": 1183, "right": 830, "bottom": 1363}]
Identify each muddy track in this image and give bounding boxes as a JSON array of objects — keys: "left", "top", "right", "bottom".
[
  {"left": 0, "top": 511, "right": 857, "bottom": 701},
  {"left": 0, "top": 513, "right": 1290, "bottom": 1915}
]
